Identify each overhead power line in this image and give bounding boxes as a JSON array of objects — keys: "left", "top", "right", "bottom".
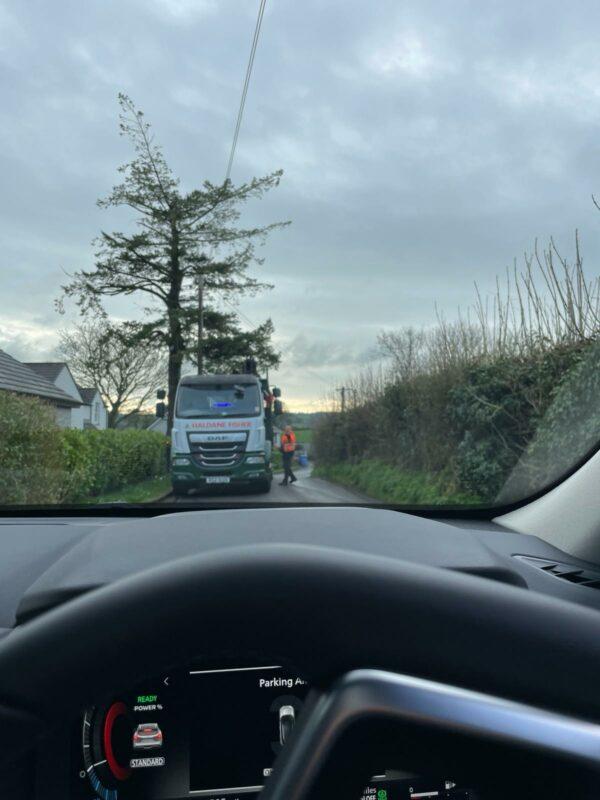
[
  {"left": 197, "top": 2, "right": 267, "bottom": 371},
  {"left": 225, "top": 0, "right": 267, "bottom": 183},
  {"left": 223, "top": 295, "right": 256, "bottom": 328}
]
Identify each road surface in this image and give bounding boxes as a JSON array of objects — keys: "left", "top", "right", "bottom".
[{"left": 163, "top": 464, "right": 372, "bottom": 505}]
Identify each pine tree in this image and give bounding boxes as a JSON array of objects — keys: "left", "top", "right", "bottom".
[{"left": 60, "top": 94, "right": 287, "bottom": 431}]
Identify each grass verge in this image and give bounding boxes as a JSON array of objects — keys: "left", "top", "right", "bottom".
[
  {"left": 89, "top": 475, "right": 171, "bottom": 504},
  {"left": 313, "top": 460, "right": 480, "bottom": 505}
]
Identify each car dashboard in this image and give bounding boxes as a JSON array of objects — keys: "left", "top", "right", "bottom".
[{"left": 3, "top": 505, "right": 600, "bottom": 800}]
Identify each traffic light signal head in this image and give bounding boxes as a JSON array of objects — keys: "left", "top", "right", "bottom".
[{"left": 243, "top": 357, "right": 257, "bottom": 375}]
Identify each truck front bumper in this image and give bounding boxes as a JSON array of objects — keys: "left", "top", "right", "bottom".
[{"left": 170, "top": 454, "right": 272, "bottom": 490}]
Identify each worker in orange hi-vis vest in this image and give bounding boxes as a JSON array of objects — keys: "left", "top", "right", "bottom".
[{"left": 279, "top": 425, "right": 297, "bottom": 486}]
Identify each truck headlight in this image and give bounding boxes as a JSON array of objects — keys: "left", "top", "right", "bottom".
[
  {"left": 172, "top": 457, "right": 190, "bottom": 466},
  {"left": 246, "top": 455, "right": 265, "bottom": 464}
]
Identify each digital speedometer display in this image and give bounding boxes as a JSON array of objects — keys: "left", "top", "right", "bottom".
[{"left": 72, "top": 664, "right": 476, "bottom": 800}]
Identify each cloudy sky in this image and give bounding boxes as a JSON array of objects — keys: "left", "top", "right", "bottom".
[{"left": 2, "top": 0, "right": 600, "bottom": 409}]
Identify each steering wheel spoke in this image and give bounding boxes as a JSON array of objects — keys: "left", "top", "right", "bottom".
[{"left": 264, "top": 670, "right": 600, "bottom": 800}]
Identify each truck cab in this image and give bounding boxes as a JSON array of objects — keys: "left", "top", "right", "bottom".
[{"left": 170, "top": 373, "right": 273, "bottom": 496}]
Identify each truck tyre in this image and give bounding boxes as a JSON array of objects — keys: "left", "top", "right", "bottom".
[
  {"left": 255, "top": 478, "right": 272, "bottom": 494},
  {"left": 172, "top": 484, "right": 189, "bottom": 498}
]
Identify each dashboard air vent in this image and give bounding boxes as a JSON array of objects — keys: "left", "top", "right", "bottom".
[{"left": 514, "top": 555, "right": 600, "bottom": 589}]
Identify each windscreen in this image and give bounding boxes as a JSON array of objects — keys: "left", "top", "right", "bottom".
[
  {"left": 177, "top": 384, "right": 261, "bottom": 419},
  {"left": 1, "top": 1, "right": 599, "bottom": 509}
]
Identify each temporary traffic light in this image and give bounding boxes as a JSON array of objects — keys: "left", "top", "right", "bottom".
[{"left": 243, "top": 357, "right": 257, "bottom": 375}]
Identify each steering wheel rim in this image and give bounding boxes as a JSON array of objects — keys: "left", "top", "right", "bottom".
[
  {"left": 262, "top": 668, "right": 600, "bottom": 799},
  {"left": 1, "top": 543, "right": 600, "bottom": 792}
]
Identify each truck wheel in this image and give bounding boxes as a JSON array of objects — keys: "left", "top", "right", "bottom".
[
  {"left": 172, "top": 484, "right": 189, "bottom": 498},
  {"left": 255, "top": 479, "right": 272, "bottom": 494}
]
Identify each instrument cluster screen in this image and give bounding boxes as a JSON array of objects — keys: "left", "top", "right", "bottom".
[{"left": 72, "top": 664, "right": 477, "bottom": 800}]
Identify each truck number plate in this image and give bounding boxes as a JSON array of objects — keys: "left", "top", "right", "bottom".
[{"left": 206, "top": 476, "right": 231, "bottom": 484}]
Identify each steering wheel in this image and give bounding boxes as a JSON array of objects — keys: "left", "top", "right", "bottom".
[{"left": 1, "top": 544, "right": 600, "bottom": 798}]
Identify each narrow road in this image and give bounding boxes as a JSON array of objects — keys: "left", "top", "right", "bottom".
[{"left": 163, "top": 465, "right": 372, "bottom": 505}]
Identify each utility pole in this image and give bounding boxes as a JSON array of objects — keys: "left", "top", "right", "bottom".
[
  {"left": 197, "top": 275, "right": 204, "bottom": 375},
  {"left": 336, "top": 386, "right": 356, "bottom": 412}
]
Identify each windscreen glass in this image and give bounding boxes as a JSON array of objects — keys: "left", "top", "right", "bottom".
[
  {"left": 177, "top": 384, "right": 261, "bottom": 418},
  {"left": 1, "top": 1, "right": 599, "bottom": 508}
]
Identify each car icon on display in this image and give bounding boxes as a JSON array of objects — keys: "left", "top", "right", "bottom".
[
  {"left": 278, "top": 705, "right": 295, "bottom": 746},
  {"left": 132, "top": 722, "right": 163, "bottom": 750}
]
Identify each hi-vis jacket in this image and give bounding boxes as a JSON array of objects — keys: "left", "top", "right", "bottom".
[{"left": 281, "top": 432, "right": 296, "bottom": 453}]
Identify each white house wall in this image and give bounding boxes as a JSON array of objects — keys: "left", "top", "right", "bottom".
[
  {"left": 70, "top": 404, "right": 87, "bottom": 430},
  {"left": 54, "top": 407, "right": 72, "bottom": 428},
  {"left": 53, "top": 367, "right": 81, "bottom": 402},
  {"left": 53, "top": 367, "right": 84, "bottom": 429},
  {"left": 90, "top": 394, "right": 108, "bottom": 429}
]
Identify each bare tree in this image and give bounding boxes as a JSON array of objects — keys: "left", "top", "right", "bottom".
[
  {"left": 376, "top": 231, "right": 600, "bottom": 385},
  {"left": 59, "top": 321, "right": 167, "bottom": 427},
  {"left": 378, "top": 327, "right": 425, "bottom": 380}
]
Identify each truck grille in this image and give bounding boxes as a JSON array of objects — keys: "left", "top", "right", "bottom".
[{"left": 188, "top": 436, "right": 248, "bottom": 469}]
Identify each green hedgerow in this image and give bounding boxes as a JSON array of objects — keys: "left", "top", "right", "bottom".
[
  {"left": 0, "top": 392, "right": 66, "bottom": 504},
  {"left": 0, "top": 391, "right": 169, "bottom": 505}
]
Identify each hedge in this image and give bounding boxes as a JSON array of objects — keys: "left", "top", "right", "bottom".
[
  {"left": 0, "top": 392, "right": 169, "bottom": 505},
  {"left": 0, "top": 392, "right": 67, "bottom": 505},
  {"left": 313, "top": 340, "right": 599, "bottom": 505}
]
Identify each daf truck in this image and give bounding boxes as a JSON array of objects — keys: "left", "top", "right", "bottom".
[{"left": 170, "top": 373, "right": 278, "bottom": 496}]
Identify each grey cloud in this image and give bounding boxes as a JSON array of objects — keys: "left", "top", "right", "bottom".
[
  {"left": 0, "top": 323, "right": 60, "bottom": 362},
  {"left": 2, "top": 0, "right": 600, "bottom": 407},
  {"left": 286, "top": 333, "right": 373, "bottom": 370}
]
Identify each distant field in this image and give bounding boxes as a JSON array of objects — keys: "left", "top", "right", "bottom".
[{"left": 294, "top": 428, "right": 313, "bottom": 444}]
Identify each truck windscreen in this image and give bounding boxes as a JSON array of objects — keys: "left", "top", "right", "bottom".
[{"left": 176, "top": 383, "right": 262, "bottom": 418}]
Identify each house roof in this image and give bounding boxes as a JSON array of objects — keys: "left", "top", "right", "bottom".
[
  {"left": 26, "top": 361, "right": 84, "bottom": 402},
  {"left": 77, "top": 386, "right": 98, "bottom": 405},
  {"left": 24, "top": 362, "right": 65, "bottom": 383},
  {"left": 0, "top": 351, "right": 81, "bottom": 407}
]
